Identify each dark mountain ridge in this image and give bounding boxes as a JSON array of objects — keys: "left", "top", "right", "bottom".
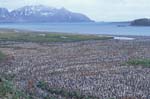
[{"left": 131, "top": 18, "right": 150, "bottom": 26}]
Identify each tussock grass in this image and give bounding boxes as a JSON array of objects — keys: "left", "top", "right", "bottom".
[
  {"left": 0, "top": 51, "right": 6, "bottom": 62},
  {"left": 126, "top": 59, "right": 150, "bottom": 67},
  {"left": 0, "top": 31, "right": 113, "bottom": 43},
  {"left": 0, "top": 76, "right": 30, "bottom": 99}
]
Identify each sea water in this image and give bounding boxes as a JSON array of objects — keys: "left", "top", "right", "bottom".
[{"left": 0, "top": 22, "right": 150, "bottom": 36}]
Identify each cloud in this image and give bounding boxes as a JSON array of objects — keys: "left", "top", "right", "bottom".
[{"left": 0, "top": 0, "right": 150, "bottom": 21}]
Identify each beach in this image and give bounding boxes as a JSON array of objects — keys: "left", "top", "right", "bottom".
[{"left": 0, "top": 29, "right": 150, "bottom": 99}]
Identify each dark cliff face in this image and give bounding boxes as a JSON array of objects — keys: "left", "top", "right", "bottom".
[
  {"left": 131, "top": 18, "right": 150, "bottom": 26},
  {"left": 0, "top": 5, "right": 93, "bottom": 23}
]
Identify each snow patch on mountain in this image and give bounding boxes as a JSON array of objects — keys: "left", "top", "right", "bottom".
[{"left": 0, "top": 5, "right": 93, "bottom": 22}]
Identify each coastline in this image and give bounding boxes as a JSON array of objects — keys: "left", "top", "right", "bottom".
[
  {"left": 0, "top": 28, "right": 150, "bottom": 42},
  {"left": 0, "top": 28, "right": 114, "bottom": 43}
]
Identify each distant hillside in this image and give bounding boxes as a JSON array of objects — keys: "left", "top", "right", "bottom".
[
  {"left": 0, "top": 5, "right": 93, "bottom": 23},
  {"left": 131, "top": 18, "right": 150, "bottom": 26}
]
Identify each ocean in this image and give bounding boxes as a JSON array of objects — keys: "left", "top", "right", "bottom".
[{"left": 0, "top": 22, "right": 150, "bottom": 36}]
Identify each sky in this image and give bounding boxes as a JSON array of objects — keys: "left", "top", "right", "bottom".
[{"left": 0, "top": 0, "right": 150, "bottom": 21}]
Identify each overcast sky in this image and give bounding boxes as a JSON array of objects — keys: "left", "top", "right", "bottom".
[{"left": 0, "top": 0, "right": 150, "bottom": 21}]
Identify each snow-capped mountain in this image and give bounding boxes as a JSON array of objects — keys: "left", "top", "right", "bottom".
[
  {"left": 0, "top": 5, "right": 93, "bottom": 22},
  {"left": 11, "top": 5, "right": 57, "bottom": 17}
]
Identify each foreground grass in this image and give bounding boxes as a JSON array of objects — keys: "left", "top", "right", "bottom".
[
  {"left": 0, "top": 30, "right": 113, "bottom": 43},
  {"left": 126, "top": 59, "right": 150, "bottom": 67},
  {"left": 0, "top": 75, "right": 30, "bottom": 99},
  {"left": 0, "top": 51, "right": 6, "bottom": 62}
]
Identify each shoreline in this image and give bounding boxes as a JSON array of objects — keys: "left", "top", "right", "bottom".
[
  {"left": 0, "top": 28, "right": 150, "bottom": 41},
  {"left": 0, "top": 28, "right": 114, "bottom": 43}
]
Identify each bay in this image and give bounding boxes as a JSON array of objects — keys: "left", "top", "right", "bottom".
[{"left": 0, "top": 22, "right": 150, "bottom": 36}]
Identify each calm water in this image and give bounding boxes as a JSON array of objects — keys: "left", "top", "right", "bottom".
[{"left": 0, "top": 22, "right": 150, "bottom": 36}]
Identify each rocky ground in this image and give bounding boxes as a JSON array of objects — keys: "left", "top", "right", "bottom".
[{"left": 0, "top": 38, "right": 150, "bottom": 99}]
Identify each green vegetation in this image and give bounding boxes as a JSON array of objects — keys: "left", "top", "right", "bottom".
[
  {"left": 0, "top": 75, "right": 30, "bottom": 99},
  {"left": 0, "top": 51, "right": 6, "bottom": 62},
  {"left": 0, "top": 31, "right": 113, "bottom": 43},
  {"left": 37, "top": 81, "right": 99, "bottom": 99},
  {"left": 126, "top": 59, "right": 150, "bottom": 67}
]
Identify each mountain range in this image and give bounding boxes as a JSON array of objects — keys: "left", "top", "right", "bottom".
[{"left": 0, "top": 5, "right": 93, "bottom": 23}]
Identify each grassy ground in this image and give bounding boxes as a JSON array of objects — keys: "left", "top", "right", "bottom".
[
  {"left": 0, "top": 75, "right": 31, "bottom": 99},
  {"left": 0, "top": 29, "right": 113, "bottom": 43},
  {"left": 0, "top": 51, "right": 6, "bottom": 62},
  {"left": 126, "top": 59, "right": 150, "bottom": 67}
]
